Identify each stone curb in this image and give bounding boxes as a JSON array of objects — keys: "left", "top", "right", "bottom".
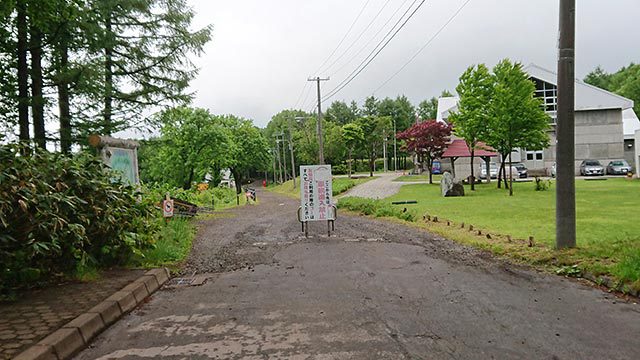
[{"left": 13, "top": 268, "right": 171, "bottom": 360}]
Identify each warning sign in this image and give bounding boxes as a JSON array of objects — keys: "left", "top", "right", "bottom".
[
  {"left": 300, "top": 165, "right": 334, "bottom": 221},
  {"left": 163, "top": 199, "right": 174, "bottom": 218}
]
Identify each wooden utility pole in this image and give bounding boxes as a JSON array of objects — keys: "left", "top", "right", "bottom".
[
  {"left": 556, "top": 0, "right": 576, "bottom": 248},
  {"left": 308, "top": 77, "right": 329, "bottom": 164}
]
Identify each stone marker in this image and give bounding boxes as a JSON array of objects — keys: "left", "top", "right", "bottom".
[{"left": 440, "top": 172, "right": 464, "bottom": 197}]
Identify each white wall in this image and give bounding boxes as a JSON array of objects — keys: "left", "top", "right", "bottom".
[{"left": 635, "top": 129, "right": 640, "bottom": 178}]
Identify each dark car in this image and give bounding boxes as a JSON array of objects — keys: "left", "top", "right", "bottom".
[
  {"left": 513, "top": 163, "right": 527, "bottom": 178},
  {"left": 579, "top": 159, "right": 605, "bottom": 176},
  {"left": 606, "top": 160, "right": 631, "bottom": 175}
]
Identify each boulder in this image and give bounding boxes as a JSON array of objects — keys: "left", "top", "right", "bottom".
[
  {"left": 440, "top": 172, "right": 453, "bottom": 197},
  {"left": 440, "top": 171, "right": 464, "bottom": 197},
  {"left": 447, "top": 182, "right": 465, "bottom": 197}
]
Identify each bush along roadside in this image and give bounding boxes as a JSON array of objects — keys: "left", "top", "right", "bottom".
[
  {"left": 337, "top": 195, "right": 640, "bottom": 297},
  {"left": 0, "top": 144, "right": 158, "bottom": 296}
]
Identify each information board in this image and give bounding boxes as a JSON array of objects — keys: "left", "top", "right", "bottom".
[{"left": 300, "top": 165, "right": 334, "bottom": 221}]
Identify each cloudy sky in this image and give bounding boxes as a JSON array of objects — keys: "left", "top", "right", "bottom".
[{"left": 185, "top": 0, "right": 638, "bottom": 128}]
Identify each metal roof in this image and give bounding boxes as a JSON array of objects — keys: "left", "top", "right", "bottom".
[
  {"left": 441, "top": 139, "right": 497, "bottom": 158},
  {"left": 523, "top": 63, "right": 634, "bottom": 111},
  {"left": 436, "top": 97, "right": 459, "bottom": 122},
  {"left": 437, "top": 64, "right": 634, "bottom": 118}
]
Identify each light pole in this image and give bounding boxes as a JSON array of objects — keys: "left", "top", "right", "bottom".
[{"left": 308, "top": 77, "right": 329, "bottom": 164}]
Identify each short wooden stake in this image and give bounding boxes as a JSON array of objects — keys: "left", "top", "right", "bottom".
[
  {"left": 507, "top": 235, "right": 512, "bottom": 243},
  {"left": 528, "top": 236, "right": 534, "bottom": 247},
  {"left": 446, "top": 221, "right": 451, "bottom": 226},
  {"left": 469, "top": 224, "right": 474, "bottom": 231},
  {"left": 486, "top": 234, "right": 492, "bottom": 240},
  {"left": 460, "top": 222, "right": 465, "bottom": 229},
  {"left": 477, "top": 230, "right": 482, "bottom": 236},
  {"left": 433, "top": 216, "right": 438, "bottom": 222}
]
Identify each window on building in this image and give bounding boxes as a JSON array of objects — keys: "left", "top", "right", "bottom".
[
  {"left": 526, "top": 150, "right": 543, "bottom": 161},
  {"left": 532, "top": 78, "right": 557, "bottom": 124}
]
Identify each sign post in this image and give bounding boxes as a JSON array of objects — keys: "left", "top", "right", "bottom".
[
  {"left": 298, "top": 165, "right": 336, "bottom": 237},
  {"left": 163, "top": 193, "right": 174, "bottom": 220}
]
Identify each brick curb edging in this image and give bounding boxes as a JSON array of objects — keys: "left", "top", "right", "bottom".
[{"left": 13, "top": 268, "right": 170, "bottom": 360}]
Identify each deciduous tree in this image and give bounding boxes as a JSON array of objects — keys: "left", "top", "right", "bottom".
[
  {"left": 449, "top": 64, "right": 493, "bottom": 190},
  {"left": 397, "top": 120, "right": 451, "bottom": 184}
]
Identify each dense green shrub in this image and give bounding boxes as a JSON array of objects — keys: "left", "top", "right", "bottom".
[
  {"left": 337, "top": 197, "right": 416, "bottom": 222},
  {"left": 143, "top": 183, "right": 237, "bottom": 207},
  {"left": 0, "top": 144, "right": 157, "bottom": 291}
]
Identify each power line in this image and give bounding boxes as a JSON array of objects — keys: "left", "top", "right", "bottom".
[
  {"left": 321, "top": 0, "right": 426, "bottom": 103},
  {"left": 373, "top": 0, "right": 472, "bottom": 94},
  {"left": 322, "top": 0, "right": 394, "bottom": 76},
  {"left": 329, "top": 0, "right": 412, "bottom": 78},
  {"left": 293, "top": 81, "right": 310, "bottom": 109},
  {"left": 312, "top": 0, "right": 372, "bottom": 76}
]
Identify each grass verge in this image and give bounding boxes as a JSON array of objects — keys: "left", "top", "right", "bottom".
[
  {"left": 339, "top": 178, "right": 640, "bottom": 294},
  {"left": 268, "top": 176, "right": 377, "bottom": 199},
  {"left": 393, "top": 174, "right": 443, "bottom": 183}
]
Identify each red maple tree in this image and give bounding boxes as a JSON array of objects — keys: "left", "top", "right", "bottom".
[{"left": 397, "top": 120, "right": 452, "bottom": 184}]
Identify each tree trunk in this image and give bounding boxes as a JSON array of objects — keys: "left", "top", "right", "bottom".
[
  {"left": 232, "top": 169, "right": 243, "bottom": 205},
  {"left": 30, "top": 25, "right": 45, "bottom": 148},
  {"left": 58, "top": 37, "right": 71, "bottom": 154},
  {"left": 103, "top": 12, "right": 114, "bottom": 135},
  {"left": 470, "top": 148, "right": 476, "bottom": 191},
  {"left": 348, "top": 149, "right": 352, "bottom": 178},
  {"left": 183, "top": 167, "right": 194, "bottom": 190},
  {"left": 497, "top": 156, "right": 506, "bottom": 189},
  {"left": 509, "top": 153, "right": 514, "bottom": 196},
  {"left": 426, "top": 154, "right": 433, "bottom": 184},
  {"left": 17, "top": 0, "right": 29, "bottom": 143}
]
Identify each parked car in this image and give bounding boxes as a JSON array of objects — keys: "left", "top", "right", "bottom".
[
  {"left": 579, "top": 159, "right": 605, "bottom": 176},
  {"left": 606, "top": 160, "right": 631, "bottom": 175},
  {"left": 513, "top": 163, "right": 528, "bottom": 178},
  {"left": 480, "top": 162, "right": 498, "bottom": 179}
]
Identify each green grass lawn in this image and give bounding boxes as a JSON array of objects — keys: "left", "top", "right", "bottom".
[
  {"left": 342, "top": 178, "right": 640, "bottom": 291},
  {"left": 269, "top": 176, "right": 376, "bottom": 198},
  {"left": 394, "top": 174, "right": 443, "bottom": 182}
]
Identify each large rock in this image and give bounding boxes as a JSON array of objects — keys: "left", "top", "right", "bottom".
[{"left": 440, "top": 172, "right": 464, "bottom": 197}]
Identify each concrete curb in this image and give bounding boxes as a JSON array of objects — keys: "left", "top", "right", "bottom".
[{"left": 13, "top": 268, "right": 171, "bottom": 360}]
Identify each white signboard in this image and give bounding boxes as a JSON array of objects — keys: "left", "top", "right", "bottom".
[
  {"left": 300, "top": 165, "right": 334, "bottom": 221},
  {"left": 163, "top": 199, "right": 174, "bottom": 218}
]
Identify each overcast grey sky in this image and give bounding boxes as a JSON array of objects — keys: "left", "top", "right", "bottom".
[{"left": 185, "top": 0, "right": 639, "bottom": 128}]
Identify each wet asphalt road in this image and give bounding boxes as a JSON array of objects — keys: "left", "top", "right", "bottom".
[{"left": 76, "top": 189, "right": 640, "bottom": 359}]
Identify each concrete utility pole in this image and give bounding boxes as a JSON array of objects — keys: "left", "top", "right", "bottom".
[
  {"left": 275, "top": 136, "right": 283, "bottom": 183},
  {"left": 308, "top": 77, "right": 329, "bottom": 164},
  {"left": 393, "top": 118, "right": 397, "bottom": 171},
  {"left": 383, "top": 131, "right": 388, "bottom": 172},
  {"left": 278, "top": 133, "right": 288, "bottom": 183},
  {"left": 556, "top": 0, "right": 576, "bottom": 249}
]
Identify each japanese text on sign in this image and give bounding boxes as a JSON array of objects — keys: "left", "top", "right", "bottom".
[{"left": 300, "top": 165, "right": 334, "bottom": 221}]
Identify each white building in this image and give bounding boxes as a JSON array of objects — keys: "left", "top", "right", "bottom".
[{"left": 437, "top": 63, "right": 637, "bottom": 175}]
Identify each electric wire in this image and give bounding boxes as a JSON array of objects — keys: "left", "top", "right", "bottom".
[
  {"left": 312, "top": 0, "right": 372, "bottom": 76},
  {"left": 321, "top": 0, "right": 394, "bottom": 76},
  {"left": 329, "top": 0, "right": 412, "bottom": 78},
  {"left": 372, "top": 0, "right": 472, "bottom": 95},
  {"left": 321, "top": 0, "right": 426, "bottom": 103}
]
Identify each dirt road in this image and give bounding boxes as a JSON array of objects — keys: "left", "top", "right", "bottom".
[{"left": 76, "top": 189, "right": 640, "bottom": 359}]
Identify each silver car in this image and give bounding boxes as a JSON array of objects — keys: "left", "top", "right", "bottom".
[
  {"left": 606, "top": 160, "right": 631, "bottom": 175},
  {"left": 579, "top": 160, "right": 604, "bottom": 176}
]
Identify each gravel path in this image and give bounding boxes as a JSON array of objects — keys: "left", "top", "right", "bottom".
[
  {"left": 77, "top": 188, "right": 640, "bottom": 360},
  {"left": 341, "top": 172, "right": 425, "bottom": 199}
]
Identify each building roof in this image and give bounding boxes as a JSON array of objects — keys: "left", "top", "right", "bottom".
[
  {"left": 524, "top": 63, "right": 634, "bottom": 111},
  {"left": 436, "top": 96, "right": 459, "bottom": 122},
  {"left": 436, "top": 64, "right": 634, "bottom": 120},
  {"left": 623, "top": 108, "right": 640, "bottom": 140},
  {"left": 441, "top": 139, "right": 497, "bottom": 158}
]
